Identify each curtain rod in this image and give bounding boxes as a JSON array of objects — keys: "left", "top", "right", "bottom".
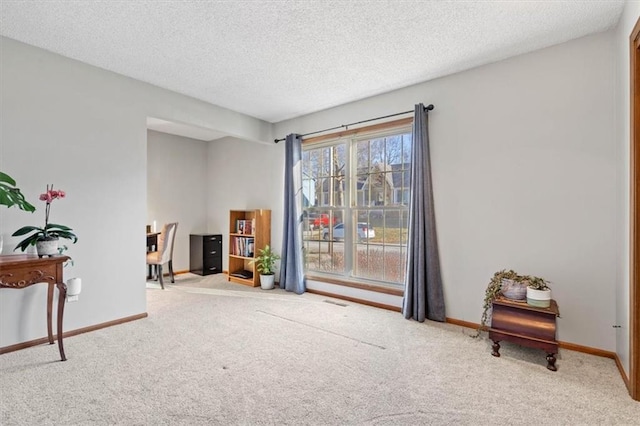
[{"left": 273, "top": 103, "right": 434, "bottom": 143}]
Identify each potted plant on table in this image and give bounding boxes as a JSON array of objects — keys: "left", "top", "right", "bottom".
[
  {"left": 12, "top": 184, "right": 78, "bottom": 257},
  {"left": 526, "top": 276, "right": 552, "bottom": 308},
  {"left": 250, "top": 245, "right": 280, "bottom": 290},
  {"left": 474, "top": 269, "right": 550, "bottom": 337}
]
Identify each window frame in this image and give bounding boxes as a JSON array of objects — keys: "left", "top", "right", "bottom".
[{"left": 301, "top": 118, "right": 413, "bottom": 290}]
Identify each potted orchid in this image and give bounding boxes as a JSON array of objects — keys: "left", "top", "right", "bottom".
[{"left": 12, "top": 184, "right": 78, "bottom": 257}]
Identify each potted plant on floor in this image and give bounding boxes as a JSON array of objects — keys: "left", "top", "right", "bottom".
[
  {"left": 250, "top": 245, "right": 280, "bottom": 290},
  {"left": 12, "top": 184, "right": 78, "bottom": 257}
]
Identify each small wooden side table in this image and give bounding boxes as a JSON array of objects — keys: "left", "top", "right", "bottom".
[
  {"left": 488, "top": 297, "right": 560, "bottom": 371},
  {"left": 0, "top": 254, "right": 70, "bottom": 361}
]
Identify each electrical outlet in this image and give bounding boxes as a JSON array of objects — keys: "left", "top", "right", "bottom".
[{"left": 66, "top": 295, "right": 79, "bottom": 302}]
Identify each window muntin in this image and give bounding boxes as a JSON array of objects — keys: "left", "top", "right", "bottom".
[{"left": 302, "top": 127, "right": 412, "bottom": 287}]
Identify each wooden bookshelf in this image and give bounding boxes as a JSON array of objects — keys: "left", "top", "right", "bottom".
[{"left": 228, "top": 209, "right": 271, "bottom": 287}]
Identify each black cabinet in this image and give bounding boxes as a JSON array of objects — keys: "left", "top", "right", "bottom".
[{"left": 190, "top": 234, "right": 222, "bottom": 276}]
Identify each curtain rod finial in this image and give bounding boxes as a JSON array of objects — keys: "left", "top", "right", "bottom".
[{"left": 425, "top": 104, "right": 434, "bottom": 111}]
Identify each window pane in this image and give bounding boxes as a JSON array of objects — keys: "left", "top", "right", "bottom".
[
  {"left": 308, "top": 150, "right": 321, "bottom": 177},
  {"left": 330, "top": 145, "right": 346, "bottom": 207},
  {"left": 402, "top": 133, "right": 412, "bottom": 164},
  {"left": 356, "top": 140, "right": 370, "bottom": 171},
  {"left": 303, "top": 210, "right": 344, "bottom": 274},
  {"left": 370, "top": 137, "right": 385, "bottom": 165}
]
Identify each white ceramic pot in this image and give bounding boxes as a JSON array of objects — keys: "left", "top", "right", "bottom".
[
  {"left": 526, "top": 287, "right": 551, "bottom": 308},
  {"left": 36, "top": 238, "right": 59, "bottom": 257},
  {"left": 260, "top": 274, "right": 275, "bottom": 290}
]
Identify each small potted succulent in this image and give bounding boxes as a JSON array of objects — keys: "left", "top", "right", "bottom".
[
  {"left": 525, "top": 276, "right": 552, "bottom": 308},
  {"left": 12, "top": 184, "right": 78, "bottom": 257},
  {"left": 250, "top": 245, "right": 280, "bottom": 290}
]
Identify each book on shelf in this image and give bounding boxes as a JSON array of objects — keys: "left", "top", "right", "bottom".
[
  {"left": 232, "top": 236, "right": 255, "bottom": 257},
  {"left": 235, "top": 219, "right": 256, "bottom": 235}
]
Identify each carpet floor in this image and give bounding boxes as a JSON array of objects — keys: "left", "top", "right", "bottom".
[{"left": 1, "top": 273, "right": 639, "bottom": 425}]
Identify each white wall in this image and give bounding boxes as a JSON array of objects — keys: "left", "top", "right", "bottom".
[
  {"left": 274, "top": 31, "right": 618, "bottom": 350},
  {"left": 206, "top": 136, "right": 284, "bottom": 273},
  {"left": 615, "top": 0, "right": 640, "bottom": 378},
  {"left": 147, "top": 130, "right": 208, "bottom": 272},
  {"left": 0, "top": 24, "right": 626, "bottom": 354},
  {"left": 0, "top": 37, "right": 271, "bottom": 348}
]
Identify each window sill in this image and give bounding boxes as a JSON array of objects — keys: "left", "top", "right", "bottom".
[{"left": 304, "top": 274, "right": 404, "bottom": 296}]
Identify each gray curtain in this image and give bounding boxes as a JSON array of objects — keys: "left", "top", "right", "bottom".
[
  {"left": 402, "top": 104, "right": 445, "bottom": 322},
  {"left": 279, "top": 134, "right": 306, "bottom": 294}
]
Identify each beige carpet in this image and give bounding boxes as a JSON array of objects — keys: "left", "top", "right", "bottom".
[{"left": 1, "top": 272, "right": 639, "bottom": 425}]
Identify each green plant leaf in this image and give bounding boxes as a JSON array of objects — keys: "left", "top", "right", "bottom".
[
  {"left": 13, "top": 235, "right": 39, "bottom": 252},
  {"left": 0, "top": 171, "right": 16, "bottom": 185},
  {"left": 11, "top": 225, "right": 44, "bottom": 236},
  {"left": 45, "top": 223, "right": 72, "bottom": 231},
  {"left": 0, "top": 172, "right": 36, "bottom": 212},
  {"left": 51, "top": 230, "right": 78, "bottom": 243}
]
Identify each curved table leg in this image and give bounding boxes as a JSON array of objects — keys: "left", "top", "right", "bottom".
[
  {"left": 47, "top": 283, "right": 54, "bottom": 344},
  {"left": 491, "top": 341, "right": 501, "bottom": 357},
  {"left": 546, "top": 353, "right": 557, "bottom": 371},
  {"left": 56, "top": 282, "right": 67, "bottom": 361}
]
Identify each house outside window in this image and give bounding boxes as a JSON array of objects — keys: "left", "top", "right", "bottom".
[{"left": 302, "top": 125, "right": 412, "bottom": 287}]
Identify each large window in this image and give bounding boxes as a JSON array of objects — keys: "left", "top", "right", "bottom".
[{"left": 302, "top": 124, "right": 412, "bottom": 287}]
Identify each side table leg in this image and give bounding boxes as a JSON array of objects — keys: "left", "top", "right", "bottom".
[
  {"left": 546, "top": 353, "right": 557, "bottom": 371},
  {"left": 56, "top": 282, "right": 67, "bottom": 361},
  {"left": 491, "top": 341, "right": 501, "bottom": 357},
  {"left": 47, "top": 283, "right": 54, "bottom": 344}
]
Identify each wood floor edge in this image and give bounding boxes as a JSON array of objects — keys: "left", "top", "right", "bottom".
[
  {"left": 0, "top": 312, "right": 148, "bottom": 355},
  {"left": 614, "top": 353, "right": 631, "bottom": 390},
  {"left": 306, "top": 288, "right": 401, "bottom": 312},
  {"left": 556, "top": 340, "right": 616, "bottom": 359},
  {"left": 445, "top": 317, "right": 479, "bottom": 330}
]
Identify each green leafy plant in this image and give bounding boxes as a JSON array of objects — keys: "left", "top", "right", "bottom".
[
  {"left": 527, "top": 275, "right": 550, "bottom": 290},
  {"left": 0, "top": 171, "right": 35, "bottom": 212},
  {"left": 12, "top": 184, "right": 78, "bottom": 252},
  {"left": 57, "top": 244, "right": 74, "bottom": 267},
  {"left": 250, "top": 245, "right": 280, "bottom": 275},
  {"left": 473, "top": 269, "right": 549, "bottom": 337}
]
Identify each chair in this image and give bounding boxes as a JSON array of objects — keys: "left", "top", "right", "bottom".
[{"left": 146, "top": 222, "right": 178, "bottom": 289}]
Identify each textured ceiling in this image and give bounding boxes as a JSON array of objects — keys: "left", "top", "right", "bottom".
[{"left": 0, "top": 1, "right": 625, "bottom": 123}]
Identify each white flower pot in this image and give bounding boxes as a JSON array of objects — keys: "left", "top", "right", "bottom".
[
  {"left": 260, "top": 274, "right": 275, "bottom": 290},
  {"left": 36, "top": 238, "right": 59, "bottom": 257},
  {"left": 526, "top": 287, "right": 551, "bottom": 308}
]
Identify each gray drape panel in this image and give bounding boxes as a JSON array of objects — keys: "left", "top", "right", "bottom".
[
  {"left": 279, "top": 134, "right": 306, "bottom": 294},
  {"left": 402, "top": 104, "right": 445, "bottom": 322}
]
